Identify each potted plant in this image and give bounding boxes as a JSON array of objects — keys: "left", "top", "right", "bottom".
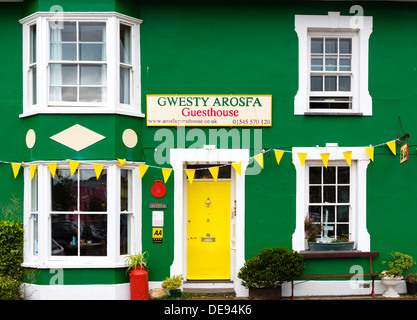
[
  {"left": 237, "top": 247, "right": 305, "bottom": 300},
  {"left": 162, "top": 274, "right": 184, "bottom": 298},
  {"left": 124, "top": 251, "right": 150, "bottom": 300},
  {"left": 379, "top": 252, "right": 415, "bottom": 298},
  {"left": 405, "top": 273, "right": 417, "bottom": 296}
]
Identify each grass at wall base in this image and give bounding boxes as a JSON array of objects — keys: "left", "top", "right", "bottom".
[{"left": 237, "top": 247, "right": 305, "bottom": 300}]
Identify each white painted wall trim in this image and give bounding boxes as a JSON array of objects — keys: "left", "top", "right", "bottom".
[{"left": 169, "top": 148, "right": 249, "bottom": 297}]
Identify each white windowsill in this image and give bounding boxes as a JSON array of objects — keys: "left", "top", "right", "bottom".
[{"left": 19, "top": 109, "right": 145, "bottom": 118}]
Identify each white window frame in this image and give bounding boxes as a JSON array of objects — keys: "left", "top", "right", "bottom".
[
  {"left": 20, "top": 12, "right": 143, "bottom": 118},
  {"left": 22, "top": 162, "right": 142, "bottom": 269},
  {"left": 292, "top": 145, "right": 371, "bottom": 252},
  {"left": 294, "top": 12, "right": 373, "bottom": 116}
]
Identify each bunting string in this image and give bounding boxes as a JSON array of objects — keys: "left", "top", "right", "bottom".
[{"left": 6, "top": 138, "right": 403, "bottom": 182}]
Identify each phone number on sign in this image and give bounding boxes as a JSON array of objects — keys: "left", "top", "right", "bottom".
[{"left": 232, "top": 119, "right": 271, "bottom": 125}]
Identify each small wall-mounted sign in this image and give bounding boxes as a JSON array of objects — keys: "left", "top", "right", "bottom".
[
  {"left": 152, "top": 228, "right": 163, "bottom": 244},
  {"left": 400, "top": 143, "right": 409, "bottom": 164},
  {"left": 149, "top": 203, "right": 167, "bottom": 209},
  {"left": 152, "top": 211, "right": 164, "bottom": 227}
]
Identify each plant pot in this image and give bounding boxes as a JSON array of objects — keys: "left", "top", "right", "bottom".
[
  {"left": 129, "top": 267, "right": 149, "bottom": 300},
  {"left": 169, "top": 289, "right": 181, "bottom": 298},
  {"left": 406, "top": 282, "right": 417, "bottom": 296},
  {"left": 249, "top": 287, "right": 282, "bottom": 300},
  {"left": 381, "top": 276, "right": 402, "bottom": 298},
  {"left": 308, "top": 241, "right": 355, "bottom": 251}
]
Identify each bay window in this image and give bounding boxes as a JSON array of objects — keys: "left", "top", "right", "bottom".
[
  {"left": 23, "top": 162, "right": 141, "bottom": 267},
  {"left": 20, "top": 12, "right": 143, "bottom": 117}
]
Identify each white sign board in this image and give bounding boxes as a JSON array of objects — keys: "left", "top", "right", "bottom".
[{"left": 147, "top": 94, "right": 272, "bottom": 127}]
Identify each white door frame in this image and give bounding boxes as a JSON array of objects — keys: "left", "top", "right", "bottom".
[{"left": 169, "top": 147, "right": 249, "bottom": 297}]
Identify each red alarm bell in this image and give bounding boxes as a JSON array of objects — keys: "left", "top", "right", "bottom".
[{"left": 151, "top": 180, "right": 166, "bottom": 198}]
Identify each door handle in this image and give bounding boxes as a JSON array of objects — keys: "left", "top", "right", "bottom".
[{"left": 189, "top": 237, "right": 196, "bottom": 239}]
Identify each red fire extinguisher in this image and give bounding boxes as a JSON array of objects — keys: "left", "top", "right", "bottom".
[{"left": 129, "top": 267, "right": 149, "bottom": 300}]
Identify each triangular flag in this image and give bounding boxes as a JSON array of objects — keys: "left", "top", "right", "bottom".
[
  {"left": 162, "top": 168, "right": 172, "bottom": 183},
  {"left": 139, "top": 164, "right": 149, "bottom": 179},
  {"left": 30, "top": 165, "right": 37, "bottom": 180},
  {"left": 231, "top": 162, "right": 242, "bottom": 176},
  {"left": 365, "top": 146, "right": 374, "bottom": 162},
  {"left": 47, "top": 163, "right": 57, "bottom": 178},
  {"left": 343, "top": 151, "right": 352, "bottom": 166},
  {"left": 69, "top": 160, "right": 80, "bottom": 176},
  {"left": 186, "top": 169, "right": 195, "bottom": 184},
  {"left": 117, "top": 158, "right": 127, "bottom": 167},
  {"left": 298, "top": 153, "right": 308, "bottom": 167},
  {"left": 274, "top": 150, "right": 284, "bottom": 165},
  {"left": 93, "top": 164, "right": 104, "bottom": 179},
  {"left": 11, "top": 163, "right": 21, "bottom": 179},
  {"left": 208, "top": 166, "right": 219, "bottom": 182},
  {"left": 253, "top": 153, "right": 264, "bottom": 169},
  {"left": 386, "top": 140, "right": 396, "bottom": 155},
  {"left": 320, "top": 153, "right": 330, "bottom": 168}
]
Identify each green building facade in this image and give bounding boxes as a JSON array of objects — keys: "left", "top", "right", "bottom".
[{"left": 0, "top": 0, "right": 416, "bottom": 299}]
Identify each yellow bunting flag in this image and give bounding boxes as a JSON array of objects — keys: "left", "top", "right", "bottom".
[
  {"left": 162, "top": 168, "right": 172, "bottom": 183},
  {"left": 30, "top": 165, "right": 37, "bottom": 180},
  {"left": 231, "top": 162, "right": 242, "bottom": 176},
  {"left": 93, "top": 164, "right": 104, "bottom": 179},
  {"left": 274, "top": 150, "right": 284, "bottom": 165},
  {"left": 139, "top": 164, "right": 149, "bottom": 179},
  {"left": 208, "top": 166, "right": 219, "bottom": 182},
  {"left": 117, "top": 158, "right": 127, "bottom": 167},
  {"left": 320, "top": 153, "right": 330, "bottom": 168},
  {"left": 365, "top": 146, "right": 374, "bottom": 162},
  {"left": 47, "top": 163, "right": 58, "bottom": 178},
  {"left": 386, "top": 140, "right": 396, "bottom": 155},
  {"left": 298, "top": 153, "right": 308, "bottom": 167},
  {"left": 185, "top": 169, "right": 196, "bottom": 184},
  {"left": 253, "top": 153, "right": 264, "bottom": 169},
  {"left": 69, "top": 160, "right": 80, "bottom": 176},
  {"left": 11, "top": 163, "right": 21, "bottom": 179},
  {"left": 343, "top": 151, "right": 352, "bottom": 166}
]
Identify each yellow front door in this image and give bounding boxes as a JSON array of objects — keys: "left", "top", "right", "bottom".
[{"left": 187, "top": 180, "right": 231, "bottom": 280}]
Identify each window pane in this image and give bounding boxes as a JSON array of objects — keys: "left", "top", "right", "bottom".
[
  {"left": 339, "top": 76, "right": 351, "bottom": 92},
  {"left": 80, "top": 65, "right": 107, "bottom": 85},
  {"left": 325, "top": 38, "right": 337, "bottom": 53},
  {"left": 33, "top": 214, "right": 38, "bottom": 256},
  {"left": 339, "top": 39, "right": 352, "bottom": 54},
  {"left": 337, "top": 167, "right": 350, "bottom": 184},
  {"left": 311, "top": 38, "right": 323, "bottom": 53},
  {"left": 121, "top": 169, "right": 132, "bottom": 212},
  {"left": 325, "top": 56, "right": 337, "bottom": 71},
  {"left": 31, "top": 165, "right": 38, "bottom": 212},
  {"left": 337, "top": 224, "right": 349, "bottom": 237},
  {"left": 311, "top": 57, "right": 323, "bottom": 71},
  {"left": 80, "top": 214, "right": 107, "bottom": 256},
  {"left": 61, "top": 22, "right": 77, "bottom": 42},
  {"left": 79, "top": 169, "right": 107, "bottom": 212},
  {"left": 79, "top": 43, "right": 106, "bottom": 61},
  {"left": 309, "top": 167, "right": 321, "bottom": 184},
  {"left": 51, "top": 214, "right": 78, "bottom": 256},
  {"left": 323, "top": 167, "right": 335, "bottom": 184},
  {"left": 324, "top": 76, "right": 337, "bottom": 91},
  {"left": 308, "top": 206, "right": 321, "bottom": 222},
  {"left": 323, "top": 186, "right": 335, "bottom": 203},
  {"left": 79, "top": 87, "right": 106, "bottom": 103},
  {"left": 337, "top": 186, "right": 350, "bottom": 203},
  {"left": 31, "top": 66, "right": 37, "bottom": 105},
  {"left": 52, "top": 169, "right": 77, "bottom": 211},
  {"left": 311, "top": 76, "right": 323, "bottom": 91},
  {"left": 339, "top": 57, "right": 351, "bottom": 71},
  {"left": 120, "top": 24, "right": 131, "bottom": 64},
  {"left": 309, "top": 186, "right": 322, "bottom": 203},
  {"left": 323, "top": 206, "right": 335, "bottom": 223},
  {"left": 337, "top": 205, "right": 349, "bottom": 222},
  {"left": 50, "top": 22, "right": 77, "bottom": 61},
  {"left": 30, "top": 24, "right": 36, "bottom": 64},
  {"left": 120, "top": 66, "right": 131, "bottom": 104},
  {"left": 79, "top": 22, "right": 106, "bottom": 42},
  {"left": 120, "top": 214, "right": 129, "bottom": 255}
]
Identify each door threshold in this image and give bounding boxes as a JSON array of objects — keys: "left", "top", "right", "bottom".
[{"left": 185, "top": 280, "right": 233, "bottom": 283}]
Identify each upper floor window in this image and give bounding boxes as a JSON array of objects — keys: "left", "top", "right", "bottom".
[
  {"left": 20, "top": 12, "right": 143, "bottom": 118},
  {"left": 294, "top": 12, "right": 373, "bottom": 116}
]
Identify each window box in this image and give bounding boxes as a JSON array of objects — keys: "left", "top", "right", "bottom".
[{"left": 308, "top": 241, "right": 355, "bottom": 251}]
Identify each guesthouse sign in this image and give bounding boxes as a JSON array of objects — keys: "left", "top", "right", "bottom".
[{"left": 147, "top": 94, "right": 272, "bottom": 127}]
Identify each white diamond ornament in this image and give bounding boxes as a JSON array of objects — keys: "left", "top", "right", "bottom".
[{"left": 50, "top": 124, "right": 106, "bottom": 152}]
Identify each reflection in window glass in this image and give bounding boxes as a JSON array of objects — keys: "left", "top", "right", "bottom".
[{"left": 52, "top": 169, "right": 77, "bottom": 211}]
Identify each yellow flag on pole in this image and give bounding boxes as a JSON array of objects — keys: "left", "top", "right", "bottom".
[
  {"left": 253, "top": 153, "right": 264, "bottom": 169},
  {"left": 274, "top": 150, "right": 284, "bottom": 165},
  {"left": 30, "top": 165, "right": 37, "bottom": 180},
  {"left": 69, "top": 160, "right": 80, "bottom": 176},
  {"left": 320, "top": 153, "right": 330, "bottom": 168},
  {"left": 139, "top": 164, "right": 149, "bottom": 179},
  {"left": 386, "top": 140, "right": 396, "bottom": 155},
  {"left": 186, "top": 169, "right": 195, "bottom": 184},
  {"left": 343, "top": 151, "right": 352, "bottom": 166},
  {"left": 298, "top": 153, "right": 308, "bottom": 167},
  {"left": 365, "top": 146, "right": 374, "bottom": 162},
  {"left": 93, "top": 164, "right": 104, "bottom": 179},
  {"left": 162, "top": 168, "right": 172, "bottom": 183},
  {"left": 11, "top": 163, "right": 21, "bottom": 179},
  {"left": 231, "top": 162, "right": 242, "bottom": 176},
  {"left": 48, "top": 163, "right": 58, "bottom": 178},
  {"left": 208, "top": 167, "right": 219, "bottom": 182}
]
